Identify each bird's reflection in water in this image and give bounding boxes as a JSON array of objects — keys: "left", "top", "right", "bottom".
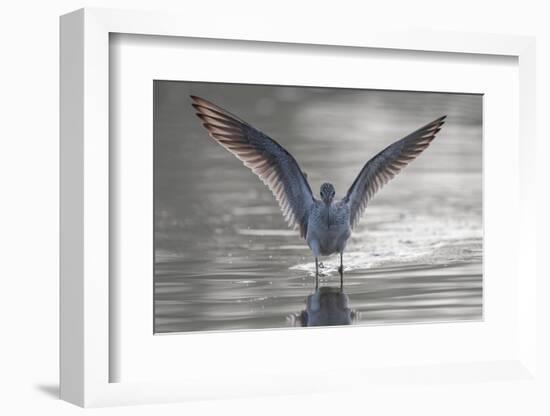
[{"left": 288, "top": 285, "right": 359, "bottom": 327}]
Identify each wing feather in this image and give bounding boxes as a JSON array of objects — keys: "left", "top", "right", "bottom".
[
  {"left": 191, "top": 95, "right": 315, "bottom": 238},
  {"left": 344, "top": 116, "right": 446, "bottom": 229}
]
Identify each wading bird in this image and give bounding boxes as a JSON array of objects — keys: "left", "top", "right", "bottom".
[{"left": 191, "top": 95, "right": 446, "bottom": 289}]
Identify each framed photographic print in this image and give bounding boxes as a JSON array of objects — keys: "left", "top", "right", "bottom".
[
  {"left": 153, "top": 82, "right": 481, "bottom": 334},
  {"left": 60, "top": 8, "right": 539, "bottom": 409}
]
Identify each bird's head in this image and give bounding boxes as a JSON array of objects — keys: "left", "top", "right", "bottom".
[{"left": 320, "top": 183, "right": 336, "bottom": 204}]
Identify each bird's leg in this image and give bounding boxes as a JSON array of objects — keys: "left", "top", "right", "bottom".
[
  {"left": 339, "top": 252, "right": 344, "bottom": 290},
  {"left": 315, "top": 257, "right": 319, "bottom": 290}
]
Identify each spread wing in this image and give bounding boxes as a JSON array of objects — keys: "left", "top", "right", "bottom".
[
  {"left": 191, "top": 95, "right": 315, "bottom": 238},
  {"left": 343, "top": 116, "right": 446, "bottom": 229}
]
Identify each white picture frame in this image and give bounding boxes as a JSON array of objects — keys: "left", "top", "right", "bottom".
[{"left": 60, "top": 7, "right": 538, "bottom": 408}]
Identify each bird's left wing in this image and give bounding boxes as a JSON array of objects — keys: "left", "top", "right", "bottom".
[
  {"left": 191, "top": 96, "right": 315, "bottom": 238},
  {"left": 343, "top": 116, "right": 446, "bottom": 229}
]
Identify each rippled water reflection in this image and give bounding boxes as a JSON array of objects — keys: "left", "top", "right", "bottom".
[{"left": 154, "top": 82, "right": 482, "bottom": 333}]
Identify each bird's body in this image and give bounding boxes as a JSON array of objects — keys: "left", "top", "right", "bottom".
[
  {"left": 190, "top": 95, "right": 446, "bottom": 289},
  {"left": 306, "top": 199, "right": 351, "bottom": 257}
]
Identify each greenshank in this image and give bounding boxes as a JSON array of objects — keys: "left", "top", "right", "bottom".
[{"left": 191, "top": 95, "right": 446, "bottom": 288}]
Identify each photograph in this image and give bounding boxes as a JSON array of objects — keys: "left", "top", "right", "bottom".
[{"left": 153, "top": 81, "right": 483, "bottom": 333}]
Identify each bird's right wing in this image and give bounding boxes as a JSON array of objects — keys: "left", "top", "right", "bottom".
[
  {"left": 191, "top": 96, "right": 315, "bottom": 238},
  {"left": 343, "top": 116, "right": 446, "bottom": 229}
]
